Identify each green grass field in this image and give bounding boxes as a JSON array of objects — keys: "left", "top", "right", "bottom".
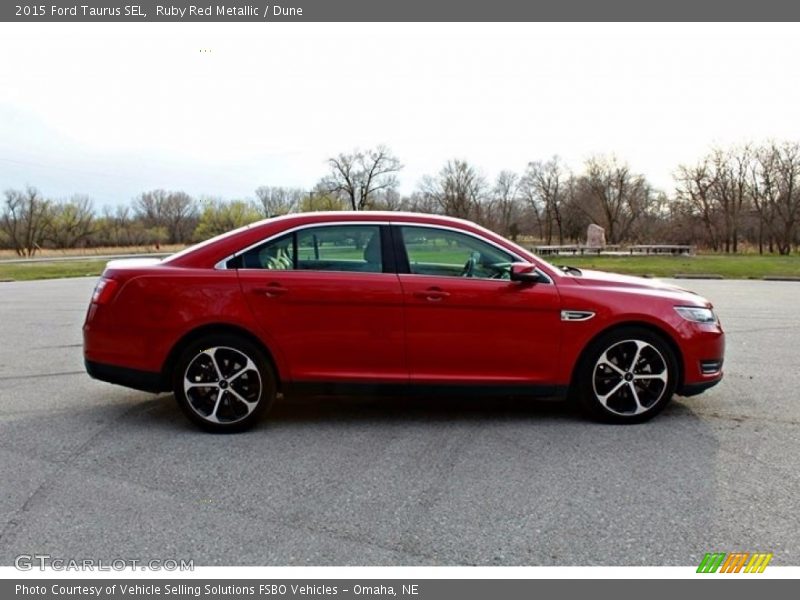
[
  {"left": 0, "top": 260, "right": 107, "bottom": 282},
  {"left": 1, "top": 252, "right": 799, "bottom": 282},
  {"left": 543, "top": 254, "right": 800, "bottom": 279}
]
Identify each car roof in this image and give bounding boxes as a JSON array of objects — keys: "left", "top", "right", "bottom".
[{"left": 165, "top": 211, "right": 532, "bottom": 268}]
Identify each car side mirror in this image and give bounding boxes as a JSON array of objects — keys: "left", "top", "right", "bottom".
[{"left": 510, "top": 262, "right": 544, "bottom": 283}]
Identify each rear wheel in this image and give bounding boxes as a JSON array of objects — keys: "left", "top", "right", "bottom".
[
  {"left": 173, "top": 334, "right": 276, "bottom": 432},
  {"left": 576, "top": 327, "right": 678, "bottom": 423}
]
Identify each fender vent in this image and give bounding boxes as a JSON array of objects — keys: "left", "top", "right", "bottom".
[{"left": 560, "top": 310, "right": 595, "bottom": 322}]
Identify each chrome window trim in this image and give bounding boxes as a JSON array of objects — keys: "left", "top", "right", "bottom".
[
  {"left": 216, "top": 219, "right": 551, "bottom": 284},
  {"left": 215, "top": 221, "right": 391, "bottom": 270}
]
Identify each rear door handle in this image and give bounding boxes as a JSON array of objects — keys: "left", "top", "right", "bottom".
[
  {"left": 413, "top": 287, "right": 450, "bottom": 302},
  {"left": 252, "top": 283, "right": 288, "bottom": 298}
]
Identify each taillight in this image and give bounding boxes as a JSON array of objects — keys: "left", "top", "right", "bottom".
[{"left": 91, "top": 277, "right": 119, "bottom": 305}]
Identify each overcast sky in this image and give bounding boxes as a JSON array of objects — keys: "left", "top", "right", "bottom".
[{"left": 1, "top": 22, "right": 799, "bottom": 207}]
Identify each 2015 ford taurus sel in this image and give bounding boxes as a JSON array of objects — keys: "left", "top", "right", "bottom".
[{"left": 83, "top": 212, "right": 724, "bottom": 432}]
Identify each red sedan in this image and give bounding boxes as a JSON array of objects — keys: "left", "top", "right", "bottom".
[{"left": 83, "top": 212, "right": 724, "bottom": 432}]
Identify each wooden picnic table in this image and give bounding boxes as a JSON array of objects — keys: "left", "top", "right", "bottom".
[
  {"left": 628, "top": 244, "right": 694, "bottom": 256},
  {"left": 531, "top": 244, "right": 620, "bottom": 256}
]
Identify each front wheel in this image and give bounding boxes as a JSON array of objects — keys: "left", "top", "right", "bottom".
[
  {"left": 173, "top": 334, "right": 276, "bottom": 432},
  {"left": 576, "top": 327, "right": 678, "bottom": 423}
]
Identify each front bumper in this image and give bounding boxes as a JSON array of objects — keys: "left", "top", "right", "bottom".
[{"left": 678, "top": 374, "right": 723, "bottom": 397}]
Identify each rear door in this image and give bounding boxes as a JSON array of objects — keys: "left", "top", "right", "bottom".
[
  {"left": 395, "top": 224, "right": 562, "bottom": 387},
  {"left": 236, "top": 223, "right": 407, "bottom": 383}
]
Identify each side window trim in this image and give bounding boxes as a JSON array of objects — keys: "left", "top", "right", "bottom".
[
  {"left": 226, "top": 222, "right": 392, "bottom": 274},
  {"left": 380, "top": 224, "right": 400, "bottom": 274},
  {"left": 220, "top": 221, "right": 393, "bottom": 269},
  {"left": 291, "top": 232, "right": 298, "bottom": 269},
  {"left": 390, "top": 224, "right": 411, "bottom": 274}
]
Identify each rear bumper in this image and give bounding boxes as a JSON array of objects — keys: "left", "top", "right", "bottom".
[{"left": 85, "top": 359, "right": 165, "bottom": 393}]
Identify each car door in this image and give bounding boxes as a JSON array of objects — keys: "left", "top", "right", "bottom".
[
  {"left": 395, "top": 224, "right": 562, "bottom": 388},
  {"left": 236, "top": 223, "right": 407, "bottom": 383}
]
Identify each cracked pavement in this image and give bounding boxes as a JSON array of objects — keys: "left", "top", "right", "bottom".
[{"left": 0, "top": 277, "right": 798, "bottom": 565}]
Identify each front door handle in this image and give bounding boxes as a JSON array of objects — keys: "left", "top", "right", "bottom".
[
  {"left": 252, "top": 283, "right": 288, "bottom": 298},
  {"left": 413, "top": 287, "right": 450, "bottom": 302}
]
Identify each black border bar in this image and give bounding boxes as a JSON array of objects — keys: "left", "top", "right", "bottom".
[{"left": 3, "top": 0, "right": 800, "bottom": 22}]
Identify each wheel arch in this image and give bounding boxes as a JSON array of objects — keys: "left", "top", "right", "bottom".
[
  {"left": 160, "top": 323, "right": 282, "bottom": 391},
  {"left": 568, "top": 320, "right": 685, "bottom": 398}
]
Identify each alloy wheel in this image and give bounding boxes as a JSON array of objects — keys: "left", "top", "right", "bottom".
[
  {"left": 591, "top": 339, "right": 669, "bottom": 416},
  {"left": 183, "top": 346, "right": 262, "bottom": 424}
]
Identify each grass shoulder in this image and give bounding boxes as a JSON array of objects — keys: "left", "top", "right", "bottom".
[
  {"left": 549, "top": 254, "right": 800, "bottom": 279},
  {"left": 0, "top": 260, "right": 107, "bottom": 282}
]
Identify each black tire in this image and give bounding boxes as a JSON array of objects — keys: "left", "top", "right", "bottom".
[
  {"left": 575, "top": 327, "right": 678, "bottom": 424},
  {"left": 173, "top": 333, "right": 276, "bottom": 433}
]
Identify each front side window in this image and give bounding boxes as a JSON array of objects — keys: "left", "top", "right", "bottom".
[
  {"left": 230, "top": 225, "right": 383, "bottom": 273},
  {"left": 400, "top": 226, "right": 515, "bottom": 279}
]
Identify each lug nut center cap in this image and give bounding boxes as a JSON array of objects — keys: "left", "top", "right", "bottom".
[
  {"left": 624, "top": 372, "right": 634, "bottom": 382},
  {"left": 219, "top": 380, "right": 228, "bottom": 389}
]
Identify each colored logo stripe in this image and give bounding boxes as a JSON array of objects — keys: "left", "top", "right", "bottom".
[
  {"left": 697, "top": 552, "right": 773, "bottom": 573},
  {"left": 744, "top": 553, "right": 773, "bottom": 573},
  {"left": 697, "top": 553, "right": 726, "bottom": 573},
  {"left": 720, "top": 553, "right": 749, "bottom": 573}
]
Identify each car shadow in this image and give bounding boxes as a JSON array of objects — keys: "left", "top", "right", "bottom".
[
  {"left": 267, "top": 393, "right": 579, "bottom": 426},
  {"left": 121, "top": 389, "right": 711, "bottom": 431}
]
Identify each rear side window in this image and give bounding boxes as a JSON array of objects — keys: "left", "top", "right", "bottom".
[
  {"left": 227, "top": 233, "right": 294, "bottom": 270},
  {"left": 229, "top": 225, "right": 384, "bottom": 273},
  {"left": 297, "top": 225, "right": 382, "bottom": 273}
]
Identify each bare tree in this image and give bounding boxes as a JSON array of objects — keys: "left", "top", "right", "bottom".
[
  {"left": 195, "top": 198, "right": 262, "bottom": 240},
  {"left": 680, "top": 146, "right": 754, "bottom": 253},
  {"left": 45, "top": 195, "right": 95, "bottom": 248},
  {"left": 299, "top": 186, "right": 349, "bottom": 212},
  {"left": 399, "top": 191, "right": 439, "bottom": 214},
  {"left": 98, "top": 204, "right": 144, "bottom": 246},
  {"left": 491, "top": 171, "right": 522, "bottom": 237},
  {"left": 1, "top": 187, "right": 52, "bottom": 256},
  {"left": 675, "top": 159, "right": 722, "bottom": 251},
  {"left": 678, "top": 143, "right": 795, "bottom": 253},
  {"left": 370, "top": 188, "right": 403, "bottom": 211},
  {"left": 419, "top": 159, "right": 487, "bottom": 221},
  {"left": 321, "top": 145, "right": 402, "bottom": 210},
  {"left": 757, "top": 142, "right": 800, "bottom": 255},
  {"left": 521, "top": 156, "right": 568, "bottom": 244},
  {"left": 719, "top": 145, "right": 754, "bottom": 253},
  {"left": 752, "top": 146, "right": 779, "bottom": 254},
  {"left": 560, "top": 175, "right": 592, "bottom": 243},
  {"left": 579, "top": 156, "right": 652, "bottom": 244},
  {"left": 133, "top": 190, "right": 197, "bottom": 244},
  {"left": 254, "top": 186, "right": 303, "bottom": 218}
]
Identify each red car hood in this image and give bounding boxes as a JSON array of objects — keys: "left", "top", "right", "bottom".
[{"left": 572, "top": 269, "right": 696, "bottom": 295}]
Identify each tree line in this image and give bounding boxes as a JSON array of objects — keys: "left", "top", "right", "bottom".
[{"left": 2, "top": 141, "right": 799, "bottom": 257}]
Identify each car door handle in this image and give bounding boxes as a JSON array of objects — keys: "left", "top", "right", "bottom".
[
  {"left": 413, "top": 288, "right": 450, "bottom": 301},
  {"left": 252, "top": 283, "right": 288, "bottom": 298}
]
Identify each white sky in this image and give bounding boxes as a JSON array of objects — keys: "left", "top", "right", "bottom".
[{"left": 1, "top": 22, "right": 799, "bottom": 207}]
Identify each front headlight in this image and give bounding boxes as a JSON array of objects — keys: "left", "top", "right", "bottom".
[{"left": 674, "top": 306, "right": 718, "bottom": 324}]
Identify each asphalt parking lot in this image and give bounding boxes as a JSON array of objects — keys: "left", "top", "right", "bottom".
[{"left": 0, "top": 277, "right": 798, "bottom": 566}]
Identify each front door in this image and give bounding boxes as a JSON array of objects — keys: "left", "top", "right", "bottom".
[{"left": 395, "top": 225, "right": 562, "bottom": 388}]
